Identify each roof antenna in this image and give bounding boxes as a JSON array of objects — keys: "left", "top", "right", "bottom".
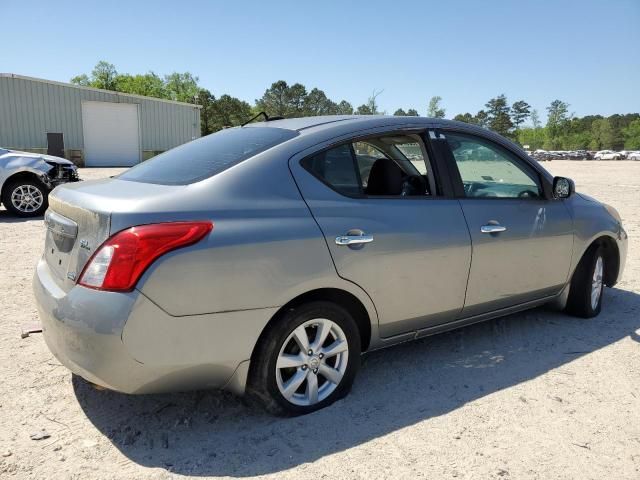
[{"left": 241, "top": 111, "right": 285, "bottom": 127}]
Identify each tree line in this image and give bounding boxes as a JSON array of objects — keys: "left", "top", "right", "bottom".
[
  {"left": 451, "top": 95, "right": 640, "bottom": 151},
  {"left": 72, "top": 61, "right": 640, "bottom": 149}
]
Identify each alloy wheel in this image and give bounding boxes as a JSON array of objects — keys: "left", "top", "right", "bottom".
[
  {"left": 11, "top": 184, "right": 44, "bottom": 213},
  {"left": 591, "top": 256, "right": 604, "bottom": 310},
  {"left": 275, "top": 318, "right": 349, "bottom": 406}
]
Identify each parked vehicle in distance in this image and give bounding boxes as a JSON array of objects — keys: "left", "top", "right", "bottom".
[
  {"left": 567, "top": 150, "right": 591, "bottom": 160},
  {"left": 0, "top": 148, "right": 79, "bottom": 217},
  {"left": 33, "top": 116, "right": 628, "bottom": 415},
  {"left": 628, "top": 151, "right": 640, "bottom": 160},
  {"left": 594, "top": 150, "right": 622, "bottom": 160}
]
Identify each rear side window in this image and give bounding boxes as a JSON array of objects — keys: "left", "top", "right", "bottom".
[
  {"left": 301, "top": 144, "right": 361, "bottom": 196},
  {"left": 118, "top": 127, "right": 298, "bottom": 185},
  {"left": 301, "top": 134, "right": 435, "bottom": 197}
]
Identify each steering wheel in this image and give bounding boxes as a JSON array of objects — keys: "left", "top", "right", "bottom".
[{"left": 401, "top": 175, "right": 427, "bottom": 196}]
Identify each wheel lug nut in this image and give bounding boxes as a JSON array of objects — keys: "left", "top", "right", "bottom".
[
  {"left": 313, "top": 368, "right": 318, "bottom": 374},
  {"left": 319, "top": 353, "right": 324, "bottom": 359},
  {"left": 308, "top": 349, "right": 313, "bottom": 355}
]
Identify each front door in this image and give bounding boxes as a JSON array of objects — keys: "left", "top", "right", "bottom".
[
  {"left": 440, "top": 130, "right": 574, "bottom": 317},
  {"left": 290, "top": 132, "right": 472, "bottom": 337}
]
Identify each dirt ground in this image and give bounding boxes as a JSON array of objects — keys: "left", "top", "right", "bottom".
[{"left": 1, "top": 162, "right": 638, "bottom": 479}]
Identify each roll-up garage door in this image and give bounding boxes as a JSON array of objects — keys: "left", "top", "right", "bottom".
[{"left": 82, "top": 101, "right": 140, "bottom": 167}]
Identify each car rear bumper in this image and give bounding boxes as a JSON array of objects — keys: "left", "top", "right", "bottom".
[{"left": 33, "top": 258, "right": 276, "bottom": 394}]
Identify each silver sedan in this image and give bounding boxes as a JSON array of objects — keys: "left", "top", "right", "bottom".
[
  {"left": 1, "top": 148, "right": 79, "bottom": 217},
  {"left": 33, "top": 116, "right": 627, "bottom": 415}
]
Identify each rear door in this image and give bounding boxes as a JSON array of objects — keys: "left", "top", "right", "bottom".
[
  {"left": 290, "top": 131, "right": 471, "bottom": 338},
  {"left": 437, "top": 130, "right": 574, "bottom": 317}
]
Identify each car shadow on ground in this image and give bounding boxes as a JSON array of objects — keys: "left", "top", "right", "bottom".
[
  {"left": 0, "top": 209, "right": 43, "bottom": 223},
  {"left": 74, "top": 287, "right": 640, "bottom": 477}
]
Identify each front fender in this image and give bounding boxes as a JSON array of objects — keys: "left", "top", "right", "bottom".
[
  {"left": 0, "top": 158, "right": 54, "bottom": 192},
  {"left": 564, "top": 193, "right": 628, "bottom": 285}
]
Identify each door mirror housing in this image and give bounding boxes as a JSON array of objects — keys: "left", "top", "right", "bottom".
[{"left": 553, "top": 176, "right": 574, "bottom": 199}]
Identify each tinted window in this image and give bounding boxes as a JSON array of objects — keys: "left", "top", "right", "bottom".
[
  {"left": 446, "top": 133, "right": 541, "bottom": 198},
  {"left": 118, "top": 127, "right": 298, "bottom": 185},
  {"left": 301, "top": 144, "right": 360, "bottom": 196}
]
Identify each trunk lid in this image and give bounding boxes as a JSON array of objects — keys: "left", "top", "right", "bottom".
[
  {"left": 43, "top": 178, "right": 188, "bottom": 292},
  {"left": 44, "top": 192, "right": 111, "bottom": 291}
]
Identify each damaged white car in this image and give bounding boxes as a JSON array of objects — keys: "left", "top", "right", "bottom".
[{"left": 0, "top": 148, "right": 79, "bottom": 217}]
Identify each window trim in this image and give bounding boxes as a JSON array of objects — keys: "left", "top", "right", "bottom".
[
  {"left": 438, "top": 129, "right": 550, "bottom": 201},
  {"left": 299, "top": 129, "right": 447, "bottom": 200}
]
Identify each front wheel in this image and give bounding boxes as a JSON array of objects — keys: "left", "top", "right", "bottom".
[
  {"left": 2, "top": 178, "right": 48, "bottom": 217},
  {"left": 248, "top": 301, "right": 361, "bottom": 415},
  {"left": 565, "top": 245, "right": 605, "bottom": 318}
]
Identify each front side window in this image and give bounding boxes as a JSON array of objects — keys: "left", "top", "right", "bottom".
[
  {"left": 118, "top": 127, "right": 298, "bottom": 185},
  {"left": 446, "top": 132, "right": 541, "bottom": 198},
  {"left": 302, "top": 134, "right": 434, "bottom": 197}
]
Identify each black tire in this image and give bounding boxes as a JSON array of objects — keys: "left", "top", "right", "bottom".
[
  {"left": 565, "top": 245, "right": 605, "bottom": 318},
  {"left": 1, "top": 177, "right": 48, "bottom": 217},
  {"left": 247, "top": 301, "right": 361, "bottom": 416}
]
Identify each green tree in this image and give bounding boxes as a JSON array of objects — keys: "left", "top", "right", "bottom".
[
  {"left": 623, "top": 119, "right": 640, "bottom": 149},
  {"left": 336, "top": 100, "right": 354, "bottom": 115},
  {"left": 511, "top": 100, "right": 531, "bottom": 132},
  {"left": 546, "top": 100, "right": 570, "bottom": 140},
  {"left": 255, "top": 80, "right": 289, "bottom": 116},
  {"left": 485, "top": 94, "right": 513, "bottom": 136},
  {"left": 115, "top": 73, "right": 168, "bottom": 99},
  {"left": 427, "top": 96, "right": 445, "bottom": 118},
  {"left": 197, "top": 89, "right": 216, "bottom": 135},
  {"left": 356, "top": 104, "right": 374, "bottom": 115},
  {"left": 255, "top": 81, "right": 309, "bottom": 117},
  {"left": 71, "top": 61, "right": 118, "bottom": 90},
  {"left": 591, "top": 118, "right": 615, "bottom": 150},
  {"left": 211, "top": 94, "right": 253, "bottom": 131},
  {"left": 91, "top": 61, "right": 118, "bottom": 90},
  {"left": 286, "top": 83, "right": 308, "bottom": 116},
  {"left": 529, "top": 109, "right": 543, "bottom": 149},
  {"left": 474, "top": 110, "right": 489, "bottom": 128},
  {"left": 164, "top": 72, "right": 200, "bottom": 103},
  {"left": 453, "top": 112, "right": 476, "bottom": 124},
  {"left": 394, "top": 108, "right": 419, "bottom": 116},
  {"left": 304, "top": 88, "right": 338, "bottom": 116},
  {"left": 70, "top": 73, "right": 90, "bottom": 86},
  {"left": 356, "top": 90, "right": 383, "bottom": 115}
]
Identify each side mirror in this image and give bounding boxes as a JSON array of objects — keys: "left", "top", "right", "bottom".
[{"left": 553, "top": 176, "right": 574, "bottom": 199}]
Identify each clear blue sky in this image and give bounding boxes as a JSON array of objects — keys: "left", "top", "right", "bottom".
[{"left": 2, "top": 0, "right": 639, "bottom": 122}]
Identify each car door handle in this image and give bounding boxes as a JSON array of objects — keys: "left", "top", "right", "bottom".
[
  {"left": 335, "top": 234, "right": 374, "bottom": 246},
  {"left": 480, "top": 224, "right": 507, "bottom": 234}
]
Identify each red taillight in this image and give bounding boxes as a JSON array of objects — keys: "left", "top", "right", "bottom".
[{"left": 78, "top": 221, "right": 213, "bottom": 292}]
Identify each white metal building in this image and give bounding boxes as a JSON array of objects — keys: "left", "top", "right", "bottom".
[{"left": 0, "top": 74, "right": 201, "bottom": 167}]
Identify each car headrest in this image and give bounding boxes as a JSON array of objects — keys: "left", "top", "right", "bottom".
[{"left": 365, "top": 158, "right": 404, "bottom": 195}]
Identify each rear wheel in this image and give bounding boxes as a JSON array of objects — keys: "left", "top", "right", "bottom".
[
  {"left": 565, "top": 245, "right": 605, "bottom": 318},
  {"left": 248, "top": 301, "right": 361, "bottom": 415},
  {"left": 2, "top": 178, "right": 48, "bottom": 217}
]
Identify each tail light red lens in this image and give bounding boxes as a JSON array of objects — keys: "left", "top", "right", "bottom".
[{"left": 78, "top": 221, "right": 213, "bottom": 292}]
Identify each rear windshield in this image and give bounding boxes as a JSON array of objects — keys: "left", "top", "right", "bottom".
[{"left": 118, "top": 127, "right": 298, "bottom": 185}]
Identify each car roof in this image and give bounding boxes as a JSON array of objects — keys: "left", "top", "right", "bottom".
[{"left": 244, "top": 115, "right": 474, "bottom": 134}]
